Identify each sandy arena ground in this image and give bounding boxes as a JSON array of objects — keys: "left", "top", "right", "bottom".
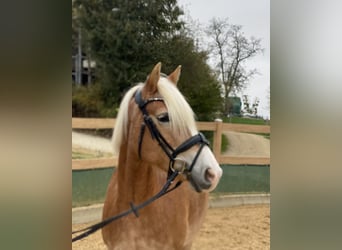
[{"left": 72, "top": 204, "right": 270, "bottom": 250}]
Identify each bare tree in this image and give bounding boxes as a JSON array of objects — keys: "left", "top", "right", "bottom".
[{"left": 206, "top": 18, "right": 263, "bottom": 115}]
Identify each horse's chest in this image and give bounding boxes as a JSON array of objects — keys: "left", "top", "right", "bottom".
[{"left": 106, "top": 212, "right": 190, "bottom": 250}]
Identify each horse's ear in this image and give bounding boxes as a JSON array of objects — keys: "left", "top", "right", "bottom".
[
  {"left": 168, "top": 65, "right": 182, "bottom": 86},
  {"left": 145, "top": 62, "right": 161, "bottom": 94}
]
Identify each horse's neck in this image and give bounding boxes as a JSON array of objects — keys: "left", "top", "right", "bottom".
[
  {"left": 104, "top": 148, "right": 209, "bottom": 249},
  {"left": 116, "top": 152, "right": 166, "bottom": 205}
]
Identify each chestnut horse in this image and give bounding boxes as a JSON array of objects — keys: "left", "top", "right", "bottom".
[{"left": 102, "top": 63, "right": 222, "bottom": 249}]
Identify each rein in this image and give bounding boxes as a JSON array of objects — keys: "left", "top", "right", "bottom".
[
  {"left": 72, "top": 171, "right": 182, "bottom": 242},
  {"left": 72, "top": 84, "right": 209, "bottom": 243}
]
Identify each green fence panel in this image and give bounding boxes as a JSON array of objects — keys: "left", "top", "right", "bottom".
[
  {"left": 72, "top": 168, "right": 114, "bottom": 207},
  {"left": 213, "top": 165, "right": 270, "bottom": 194},
  {"left": 72, "top": 165, "right": 270, "bottom": 207}
]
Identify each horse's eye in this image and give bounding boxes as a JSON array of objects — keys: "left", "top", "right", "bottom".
[{"left": 157, "top": 113, "right": 170, "bottom": 123}]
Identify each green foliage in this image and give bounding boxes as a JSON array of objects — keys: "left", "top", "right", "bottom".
[
  {"left": 72, "top": 151, "right": 96, "bottom": 160},
  {"left": 73, "top": 0, "right": 223, "bottom": 120},
  {"left": 223, "top": 116, "right": 269, "bottom": 125},
  {"left": 72, "top": 84, "right": 118, "bottom": 118},
  {"left": 163, "top": 35, "right": 223, "bottom": 121},
  {"left": 74, "top": 0, "right": 185, "bottom": 103},
  {"left": 221, "top": 134, "right": 229, "bottom": 152},
  {"left": 200, "top": 131, "right": 228, "bottom": 154}
]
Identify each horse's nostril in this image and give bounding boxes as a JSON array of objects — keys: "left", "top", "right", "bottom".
[{"left": 205, "top": 168, "right": 216, "bottom": 183}]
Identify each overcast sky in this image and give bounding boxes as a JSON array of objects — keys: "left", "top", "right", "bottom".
[{"left": 178, "top": 0, "right": 270, "bottom": 118}]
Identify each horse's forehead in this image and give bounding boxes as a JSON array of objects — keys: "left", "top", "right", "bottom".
[
  {"left": 129, "top": 92, "right": 167, "bottom": 114},
  {"left": 146, "top": 99, "right": 167, "bottom": 114}
]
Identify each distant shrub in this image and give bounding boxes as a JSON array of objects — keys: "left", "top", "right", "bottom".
[{"left": 72, "top": 84, "right": 118, "bottom": 118}]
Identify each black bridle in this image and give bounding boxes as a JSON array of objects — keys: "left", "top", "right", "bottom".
[
  {"left": 134, "top": 88, "right": 209, "bottom": 180},
  {"left": 72, "top": 83, "right": 209, "bottom": 243}
]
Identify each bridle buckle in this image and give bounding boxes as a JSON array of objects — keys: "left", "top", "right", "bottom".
[{"left": 170, "top": 158, "right": 188, "bottom": 174}]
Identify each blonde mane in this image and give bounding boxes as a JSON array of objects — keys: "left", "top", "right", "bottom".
[{"left": 112, "top": 78, "right": 198, "bottom": 155}]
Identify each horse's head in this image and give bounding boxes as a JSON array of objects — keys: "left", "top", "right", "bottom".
[{"left": 113, "top": 62, "right": 222, "bottom": 192}]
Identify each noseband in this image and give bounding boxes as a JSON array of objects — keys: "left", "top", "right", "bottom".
[{"left": 134, "top": 88, "right": 209, "bottom": 181}]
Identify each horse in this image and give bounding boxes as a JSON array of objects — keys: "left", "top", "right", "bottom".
[{"left": 102, "top": 62, "right": 223, "bottom": 250}]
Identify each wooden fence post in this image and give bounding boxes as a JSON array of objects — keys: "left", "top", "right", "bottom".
[{"left": 213, "top": 118, "right": 222, "bottom": 161}]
